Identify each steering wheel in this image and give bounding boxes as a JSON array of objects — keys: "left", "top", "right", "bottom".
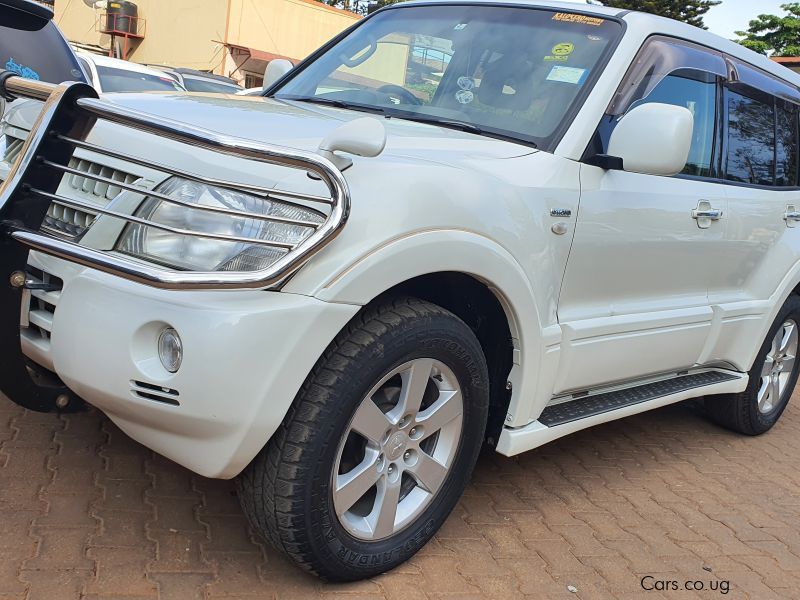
[{"left": 377, "top": 84, "right": 422, "bottom": 106}]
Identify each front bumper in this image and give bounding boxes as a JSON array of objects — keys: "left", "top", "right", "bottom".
[{"left": 24, "top": 252, "right": 358, "bottom": 478}]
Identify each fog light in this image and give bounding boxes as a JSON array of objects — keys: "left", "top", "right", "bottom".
[{"left": 158, "top": 327, "right": 182, "bottom": 373}]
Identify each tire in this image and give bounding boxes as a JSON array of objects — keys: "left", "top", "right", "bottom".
[
  {"left": 237, "top": 297, "right": 490, "bottom": 581},
  {"left": 705, "top": 294, "right": 800, "bottom": 435}
]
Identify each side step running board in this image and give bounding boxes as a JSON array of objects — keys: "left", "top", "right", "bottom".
[{"left": 538, "top": 371, "right": 739, "bottom": 427}]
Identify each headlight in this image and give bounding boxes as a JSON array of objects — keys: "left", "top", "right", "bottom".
[{"left": 116, "top": 177, "right": 325, "bottom": 272}]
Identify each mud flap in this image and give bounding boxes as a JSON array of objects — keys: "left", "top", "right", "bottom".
[{"left": 0, "top": 75, "right": 96, "bottom": 412}]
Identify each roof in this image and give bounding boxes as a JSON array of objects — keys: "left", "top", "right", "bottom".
[
  {"left": 152, "top": 66, "right": 239, "bottom": 85},
  {"left": 76, "top": 52, "right": 177, "bottom": 79},
  {"left": 394, "top": 0, "right": 800, "bottom": 88}
]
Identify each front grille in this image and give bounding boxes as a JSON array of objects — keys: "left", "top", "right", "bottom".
[
  {"left": 41, "top": 157, "right": 139, "bottom": 239},
  {"left": 2, "top": 134, "right": 24, "bottom": 165},
  {"left": 65, "top": 157, "right": 139, "bottom": 200},
  {"left": 19, "top": 266, "right": 63, "bottom": 373},
  {"left": 42, "top": 203, "right": 98, "bottom": 238}
]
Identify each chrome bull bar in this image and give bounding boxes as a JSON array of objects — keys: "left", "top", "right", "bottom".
[
  {"left": 0, "top": 73, "right": 351, "bottom": 290},
  {"left": 0, "top": 73, "right": 349, "bottom": 413}
]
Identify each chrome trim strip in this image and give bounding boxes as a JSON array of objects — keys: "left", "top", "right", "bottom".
[
  {"left": 27, "top": 188, "right": 297, "bottom": 250},
  {"left": 39, "top": 159, "right": 323, "bottom": 228},
  {"left": 0, "top": 76, "right": 351, "bottom": 290}
]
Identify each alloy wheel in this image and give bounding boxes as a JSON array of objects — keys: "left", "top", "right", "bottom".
[
  {"left": 332, "top": 358, "right": 464, "bottom": 541},
  {"left": 758, "top": 319, "right": 798, "bottom": 414}
]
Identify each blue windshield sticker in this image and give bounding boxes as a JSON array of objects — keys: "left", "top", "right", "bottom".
[
  {"left": 5, "top": 58, "right": 41, "bottom": 81},
  {"left": 546, "top": 65, "right": 588, "bottom": 85}
]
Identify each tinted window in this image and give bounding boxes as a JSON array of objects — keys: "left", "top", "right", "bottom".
[
  {"left": 0, "top": 19, "right": 85, "bottom": 84},
  {"left": 776, "top": 102, "right": 799, "bottom": 187},
  {"left": 725, "top": 90, "right": 775, "bottom": 186},
  {"left": 96, "top": 66, "right": 184, "bottom": 93},
  {"left": 183, "top": 77, "right": 241, "bottom": 94},
  {"left": 632, "top": 69, "right": 717, "bottom": 177}
]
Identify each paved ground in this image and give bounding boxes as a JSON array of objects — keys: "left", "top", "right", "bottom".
[{"left": 1, "top": 392, "right": 800, "bottom": 600}]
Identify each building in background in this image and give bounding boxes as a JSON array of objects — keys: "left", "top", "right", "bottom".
[
  {"left": 773, "top": 57, "right": 800, "bottom": 74},
  {"left": 54, "top": 0, "right": 360, "bottom": 87}
]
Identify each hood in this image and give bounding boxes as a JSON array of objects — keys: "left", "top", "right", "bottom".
[
  {"left": 85, "top": 92, "right": 536, "bottom": 164},
  {"left": 3, "top": 92, "right": 537, "bottom": 197}
]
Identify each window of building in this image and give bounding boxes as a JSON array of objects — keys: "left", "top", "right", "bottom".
[{"left": 244, "top": 73, "right": 264, "bottom": 89}]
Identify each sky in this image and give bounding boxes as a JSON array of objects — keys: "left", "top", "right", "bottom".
[{"left": 704, "top": 0, "right": 787, "bottom": 39}]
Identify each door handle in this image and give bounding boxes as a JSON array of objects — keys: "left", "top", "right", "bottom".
[
  {"left": 692, "top": 209, "right": 723, "bottom": 219},
  {"left": 692, "top": 201, "right": 723, "bottom": 229},
  {"left": 785, "top": 205, "right": 800, "bottom": 228}
]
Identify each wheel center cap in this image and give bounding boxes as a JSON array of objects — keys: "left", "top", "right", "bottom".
[{"left": 386, "top": 432, "right": 408, "bottom": 461}]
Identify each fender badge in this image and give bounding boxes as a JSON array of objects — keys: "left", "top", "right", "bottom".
[{"left": 550, "top": 208, "right": 572, "bottom": 218}]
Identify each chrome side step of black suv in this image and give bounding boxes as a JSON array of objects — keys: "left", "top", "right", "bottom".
[{"left": 539, "top": 370, "right": 740, "bottom": 427}]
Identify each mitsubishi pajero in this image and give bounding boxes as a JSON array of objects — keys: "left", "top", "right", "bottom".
[{"left": 2, "top": 0, "right": 799, "bottom": 581}]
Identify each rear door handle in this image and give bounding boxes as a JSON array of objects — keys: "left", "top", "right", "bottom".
[
  {"left": 692, "top": 201, "right": 723, "bottom": 229},
  {"left": 785, "top": 205, "right": 800, "bottom": 228}
]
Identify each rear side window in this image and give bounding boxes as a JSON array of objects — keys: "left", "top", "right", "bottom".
[
  {"left": 776, "top": 102, "right": 799, "bottom": 187},
  {"left": 96, "top": 66, "right": 184, "bottom": 93},
  {"left": 183, "top": 78, "right": 240, "bottom": 94},
  {"left": 724, "top": 90, "right": 776, "bottom": 186},
  {"left": 632, "top": 69, "right": 717, "bottom": 178}
]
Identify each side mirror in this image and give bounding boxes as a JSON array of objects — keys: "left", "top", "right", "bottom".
[
  {"left": 606, "top": 103, "right": 693, "bottom": 176},
  {"left": 317, "top": 117, "right": 387, "bottom": 170},
  {"left": 263, "top": 59, "right": 293, "bottom": 91}
]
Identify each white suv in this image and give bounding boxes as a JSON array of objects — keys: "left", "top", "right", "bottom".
[{"left": 1, "top": 0, "right": 799, "bottom": 581}]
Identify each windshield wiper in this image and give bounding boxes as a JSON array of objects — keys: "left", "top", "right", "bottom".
[
  {"left": 281, "top": 96, "right": 386, "bottom": 115},
  {"left": 383, "top": 112, "right": 482, "bottom": 135},
  {"left": 280, "top": 97, "right": 536, "bottom": 147}
]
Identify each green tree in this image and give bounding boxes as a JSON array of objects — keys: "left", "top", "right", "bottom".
[
  {"left": 735, "top": 3, "right": 800, "bottom": 56},
  {"left": 604, "top": 0, "right": 721, "bottom": 29}
]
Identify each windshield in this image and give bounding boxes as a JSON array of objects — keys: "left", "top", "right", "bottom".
[
  {"left": 274, "top": 5, "right": 621, "bottom": 148},
  {"left": 183, "top": 77, "right": 242, "bottom": 94},
  {"left": 97, "top": 66, "right": 184, "bottom": 93}
]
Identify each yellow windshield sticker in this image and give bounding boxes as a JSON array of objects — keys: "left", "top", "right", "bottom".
[
  {"left": 551, "top": 43, "right": 575, "bottom": 56},
  {"left": 544, "top": 42, "right": 575, "bottom": 62},
  {"left": 552, "top": 13, "right": 605, "bottom": 27}
]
